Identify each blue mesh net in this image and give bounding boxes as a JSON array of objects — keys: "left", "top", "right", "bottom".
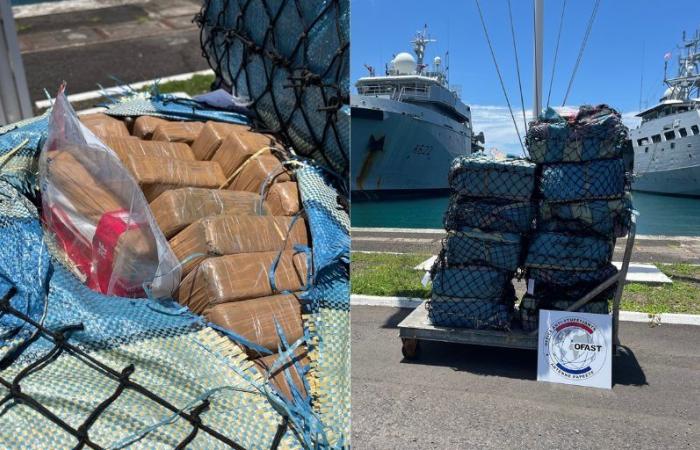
[
  {"left": 539, "top": 158, "right": 627, "bottom": 202},
  {"left": 538, "top": 196, "right": 633, "bottom": 238},
  {"left": 525, "top": 232, "right": 614, "bottom": 271},
  {"left": 427, "top": 295, "right": 514, "bottom": 330},
  {"left": 448, "top": 155, "right": 536, "bottom": 201},
  {"left": 443, "top": 195, "right": 534, "bottom": 234},
  {"left": 526, "top": 105, "right": 627, "bottom": 163},
  {"left": 443, "top": 229, "right": 521, "bottom": 272},
  {"left": 197, "top": 0, "right": 350, "bottom": 181}
]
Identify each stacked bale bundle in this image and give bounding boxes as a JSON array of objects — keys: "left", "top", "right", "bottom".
[
  {"left": 429, "top": 155, "right": 536, "bottom": 330},
  {"left": 521, "top": 105, "right": 633, "bottom": 331},
  {"left": 46, "top": 105, "right": 310, "bottom": 400}
]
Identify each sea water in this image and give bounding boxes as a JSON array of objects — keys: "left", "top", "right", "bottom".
[{"left": 351, "top": 192, "right": 700, "bottom": 236}]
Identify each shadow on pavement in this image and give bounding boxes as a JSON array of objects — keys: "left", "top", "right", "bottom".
[
  {"left": 380, "top": 307, "right": 413, "bottom": 329},
  {"left": 393, "top": 334, "right": 647, "bottom": 386},
  {"left": 401, "top": 340, "right": 539, "bottom": 380},
  {"left": 612, "top": 345, "right": 647, "bottom": 387}
]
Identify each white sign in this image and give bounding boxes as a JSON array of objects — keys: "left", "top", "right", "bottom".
[{"left": 537, "top": 310, "right": 612, "bottom": 389}]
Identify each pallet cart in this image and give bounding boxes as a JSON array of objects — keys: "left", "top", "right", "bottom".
[{"left": 398, "top": 216, "right": 636, "bottom": 359}]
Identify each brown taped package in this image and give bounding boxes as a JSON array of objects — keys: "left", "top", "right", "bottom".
[
  {"left": 132, "top": 116, "right": 171, "bottom": 139},
  {"left": 149, "top": 188, "right": 269, "bottom": 238},
  {"left": 264, "top": 181, "right": 301, "bottom": 216},
  {"left": 48, "top": 151, "right": 124, "bottom": 221},
  {"left": 80, "top": 113, "right": 130, "bottom": 138},
  {"left": 170, "top": 215, "right": 309, "bottom": 275},
  {"left": 226, "top": 153, "right": 291, "bottom": 193},
  {"left": 152, "top": 122, "right": 204, "bottom": 144},
  {"left": 177, "top": 250, "right": 308, "bottom": 314},
  {"left": 112, "top": 227, "right": 157, "bottom": 292},
  {"left": 254, "top": 347, "right": 309, "bottom": 400},
  {"left": 211, "top": 128, "right": 276, "bottom": 177},
  {"left": 123, "top": 156, "right": 226, "bottom": 202},
  {"left": 205, "top": 293, "right": 303, "bottom": 357},
  {"left": 191, "top": 121, "right": 251, "bottom": 161},
  {"left": 102, "top": 137, "right": 195, "bottom": 162}
]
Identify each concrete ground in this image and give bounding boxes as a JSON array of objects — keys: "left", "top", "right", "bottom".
[
  {"left": 352, "top": 305, "right": 699, "bottom": 449},
  {"left": 14, "top": 0, "right": 210, "bottom": 110},
  {"left": 352, "top": 227, "right": 700, "bottom": 264}
]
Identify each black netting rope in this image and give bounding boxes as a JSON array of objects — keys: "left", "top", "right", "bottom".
[
  {"left": 196, "top": 0, "right": 349, "bottom": 184},
  {"left": 0, "top": 287, "right": 290, "bottom": 450}
]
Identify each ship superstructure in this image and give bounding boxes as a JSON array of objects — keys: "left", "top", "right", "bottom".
[{"left": 631, "top": 29, "right": 700, "bottom": 196}]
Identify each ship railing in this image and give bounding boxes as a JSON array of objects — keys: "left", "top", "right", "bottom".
[
  {"left": 396, "top": 84, "right": 431, "bottom": 101},
  {"left": 357, "top": 84, "right": 397, "bottom": 97}
]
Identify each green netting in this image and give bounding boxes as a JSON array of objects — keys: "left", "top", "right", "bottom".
[
  {"left": 197, "top": 0, "right": 350, "bottom": 181},
  {"left": 538, "top": 195, "right": 633, "bottom": 238},
  {"left": 448, "top": 155, "right": 536, "bottom": 201},
  {"left": 527, "top": 263, "right": 618, "bottom": 287},
  {"left": 519, "top": 294, "right": 610, "bottom": 332},
  {"left": 443, "top": 229, "right": 522, "bottom": 272},
  {"left": 430, "top": 259, "right": 513, "bottom": 300},
  {"left": 427, "top": 291, "right": 514, "bottom": 330},
  {"left": 443, "top": 195, "right": 534, "bottom": 234},
  {"left": 526, "top": 105, "right": 627, "bottom": 163},
  {"left": 525, "top": 232, "right": 614, "bottom": 271},
  {"left": 539, "top": 158, "right": 627, "bottom": 202}
]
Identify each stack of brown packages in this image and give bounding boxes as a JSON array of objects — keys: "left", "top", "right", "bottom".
[{"left": 85, "top": 113, "right": 309, "bottom": 399}]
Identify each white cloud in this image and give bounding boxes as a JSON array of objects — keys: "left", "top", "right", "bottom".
[{"left": 470, "top": 105, "right": 641, "bottom": 156}]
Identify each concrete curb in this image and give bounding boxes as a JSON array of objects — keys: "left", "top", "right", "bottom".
[
  {"left": 350, "top": 294, "right": 700, "bottom": 326},
  {"left": 351, "top": 227, "right": 700, "bottom": 241},
  {"left": 35, "top": 69, "right": 214, "bottom": 109}
]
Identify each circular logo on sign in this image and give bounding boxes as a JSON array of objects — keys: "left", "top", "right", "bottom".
[{"left": 543, "top": 316, "right": 607, "bottom": 380}]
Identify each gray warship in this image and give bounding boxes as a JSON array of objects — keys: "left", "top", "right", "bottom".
[{"left": 351, "top": 27, "right": 482, "bottom": 195}]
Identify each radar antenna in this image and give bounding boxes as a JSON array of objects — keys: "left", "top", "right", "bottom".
[{"left": 411, "top": 24, "right": 436, "bottom": 74}]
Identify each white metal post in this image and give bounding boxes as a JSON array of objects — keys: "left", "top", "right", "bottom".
[
  {"left": 533, "top": 0, "right": 544, "bottom": 119},
  {"left": 0, "top": 1, "right": 32, "bottom": 126}
]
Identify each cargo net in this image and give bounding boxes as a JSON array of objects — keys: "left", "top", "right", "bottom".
[
  {"left": 427, "top": 294, "right": 514, "bottom": 330},
  {"left": 428, "top": 258, "right": 515, "bottom": 330},
  {"left": 0, "top": 287, "right": 290, "bottom": 450},
  {"left": 0, "top": 180, "right": 308, "bottom": 448},
  {"left": 448, "top": 155, "right": 536, "bottom": 201},
  {"left": 443, "top": 230, "right": 522, "bottom": 272},
  {"left": 197, "top": 0, "right": 350, "bottom": 181},
  {"left": 525, "top": 232, "right": 614, "bottom": 272},
  {"left": 443, "top": 194, "right": 534, "bottom": 234},
  {"left": 526, "top": 105, "right": 629, "bottom": 164},
  {"left": 538, "top": 195, "right": 632, "bottom": 238},
  {"left": 539, "top": 158, "right": 628, "bottom": 203},
  {"left": 520, "top": 264, "right": 618, "bottom": 331},
  {"left": 519, "top": 294, "right": 611, "bottom": 332}
]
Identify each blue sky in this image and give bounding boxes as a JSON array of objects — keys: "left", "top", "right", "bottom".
[{"left": 352, "top": 0, "right": 700, "bottom": 154}]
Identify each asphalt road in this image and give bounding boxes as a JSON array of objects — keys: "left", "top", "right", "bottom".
[
  {"left": 16, "top": 0, "right": 210, "bottom": 106},
  {"left": 352, "top": 228, "right": 700, "bottom": 264},
  {"left": 352, "top": 305, "right": 700, "bottom": 449},
  {"left": 21, "top": 29, "right": 208, "bottom": 102}
]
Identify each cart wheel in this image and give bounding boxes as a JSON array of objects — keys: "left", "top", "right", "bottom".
[{"left": 401, "top": 338, "right": 420, "bottom": 359}]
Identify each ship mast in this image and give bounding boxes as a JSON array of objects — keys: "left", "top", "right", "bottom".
[
  {"left": 664, "top": 28, "right": 700, "bottom": 101},
  {"left": 533, "top": 0, "right": 544, "bottom": 118},
  {"left": 411, "top": 25, "right": 435, "bottom": 75}
]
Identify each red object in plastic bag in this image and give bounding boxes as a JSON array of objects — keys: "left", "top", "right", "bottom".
[
  {"left": 93, "top": 210, "right": 147, "bottom": 297},
  {"left": 39, "top": 86, "right": 180, "bottom": 298}
]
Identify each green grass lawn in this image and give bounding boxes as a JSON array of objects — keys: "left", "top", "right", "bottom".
[
  {"left": 139, "top": 73, "right": 216, "bottom": 96},
  {"left": 351, "top": 253, "right": 700, "bottom": 315},
  {"left": 351, "top": 252, "right": 431, "bottom": 298}
]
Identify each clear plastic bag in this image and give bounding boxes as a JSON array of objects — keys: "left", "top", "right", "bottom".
[{"left": 39, "top": 87, "right": 181, "bottom": 298}]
